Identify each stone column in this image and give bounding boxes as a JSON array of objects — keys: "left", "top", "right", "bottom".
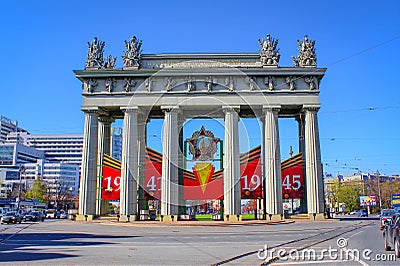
[
  {"left": 137, "top": 115, "right": 147, "bottom": 213},
  {"left": 263, "top": 106, "right": 283, "bottom": 220},
  {"left": 296, "top": 113, "right": 307, "bottom": 213},
  {"left": 178, "top": 115, "right": 186, "bottom": 216},
  {"left": 160, "top": 106, "right": 180, "bottom": 221},
  {"left": 223, "top": 106, "right": 241, "bottom": 222},
  {"left": 119, "top": 107, "right": 139, "bottom": 222},
  {"left": 77, "top": 109, "right": 98, "bottom": 221},
  {"left": 259, "top": 116, "right": 266, "bottom": 220},
  {"left": 304, "top": 106, "right": 325, "bottom": 220},
  {"left": 96, "top": 116, "right": 114, "bottom": 216}
]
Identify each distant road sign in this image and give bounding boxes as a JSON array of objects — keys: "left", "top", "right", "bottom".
[{"left": 391, "top": 194, "right": 400, "bottom": 207}]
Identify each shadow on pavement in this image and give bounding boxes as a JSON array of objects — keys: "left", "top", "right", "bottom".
[{"left": 0, "top": 232, "right": 139, "bottom": 262}]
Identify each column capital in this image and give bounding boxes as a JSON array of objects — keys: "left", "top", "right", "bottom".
[
  {"left": 121, "top": 106, "right": 139, "bottom": 113},
  {"left": 161, "top": 106, "right": 180, "bottom": 114},
  {"left": 263, "top": 105, "right": 281, "bottom": 113},
  {"left": 222, "top": 106, "right": 240, "bottom": 113},
  {"left": 303, "top": 105, "right": 320, "bottom": 112},
  {"left": 81, "top": 107, "right": 99, "bottom": 114},
  {"left": 98, "top": 116, "right": 115, "bottom": 124}
]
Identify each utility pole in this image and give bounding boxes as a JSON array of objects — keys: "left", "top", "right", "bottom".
[
  {"left": 376, "top": 170, "right": 382, "bottom": 209},
  {"left": 17, "top": 165, "right": 24, "bottom": 212}
]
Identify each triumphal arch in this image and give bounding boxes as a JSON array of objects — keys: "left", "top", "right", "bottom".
[{"left": 74, "top": 34, "right": 326, "bottom": 222}]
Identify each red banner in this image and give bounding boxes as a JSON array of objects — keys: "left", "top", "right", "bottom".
[
  {"left": 101, "top": 165, "right": 121, "bottom": 200},
  {"left": 184, "top": 176, "right": 224, "bottom": 200},
  {"left": 102, "top": 147, "right": 304, "bottom": 201},
  {"left": 240, "top": 159, "right": 263, "bottom": 199},
  {"left": 184, "top": 162, "right": 223, "bottom": 200},
  {"left": 143, "top": 160, "right": 162, "bottom": 200},
  {"left": 183, "top": 159, "right": 263, "bottom": 200},
  {"left": 281, "top": 163, "right": 304, "bottom": 199}
]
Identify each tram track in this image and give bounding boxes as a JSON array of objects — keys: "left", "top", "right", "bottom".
[
  {"left": 211, "top": 221, "right": 374, "bottom": 266},
  {"left": 0, "top": 226, "right": 11, "bottom": 233}
]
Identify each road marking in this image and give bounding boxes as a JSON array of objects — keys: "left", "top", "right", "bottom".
[
  {"left": 348, "top": 230, "right": 363, "bottom": 238},
  {"left": 343, "top": 248, "right": 369, "bottom": 266}
]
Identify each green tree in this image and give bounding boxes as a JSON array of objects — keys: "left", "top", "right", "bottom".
[
  {"left": 25, "top": 177, "right": 47, "bottom": 201},
  {"left": 326, "top": 178, "right": 340, "bottom": 210},
  {"left": 337, "top": 181, "right": 361, "bottom": 212}
]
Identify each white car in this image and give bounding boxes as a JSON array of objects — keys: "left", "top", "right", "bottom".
[{"left": 45, "top": 210, "right": 60, "bottom": 219}]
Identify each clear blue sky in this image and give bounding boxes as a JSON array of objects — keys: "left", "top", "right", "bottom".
[{"left": 1, "top": 1, "right": 399, "bottom": 176}]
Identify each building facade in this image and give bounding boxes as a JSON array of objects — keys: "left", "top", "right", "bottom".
[
  {"left": 75, "top": 35, "right": 325, "bottom": 221},
  {"left": 1, "top": 126, "right": 82, "bottom": 199},
  {"left": 0, "top": 168, "right": 22, "bottom": 198},
  {"left": 22, "top": 161, "right": 79, "bottom": 196},
  {"left": 0, "top": 143, "right": 45, "bottom": 167},
  {"left": 111, "top": 127, "right": 123, "bottom": 161},
  {"left": 0, "top": 161, "right": 79, "bottom": 201},
  {"left": 7, "top": 132, "right": 83, "bottom": 165},
  {"left": 0, "top": 115, "right": 27, "bottom": 143}
]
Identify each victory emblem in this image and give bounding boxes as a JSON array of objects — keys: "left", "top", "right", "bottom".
[
  {"left": 187, "top": 125, "right": 220, "bottom": 161},
  {"left": 186, "top": 126, "right": 220, "bottom": 193}
]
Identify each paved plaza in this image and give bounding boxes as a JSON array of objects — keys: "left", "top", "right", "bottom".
[{"left": 0, "top": 217, "right": 397, "bottom": 265}]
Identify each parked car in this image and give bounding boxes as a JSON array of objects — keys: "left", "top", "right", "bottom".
[
  {"left": 46, "top": 210, "right": 60, "bottom": 219},
  {"left": 59, "top": 211, "right": 67, "bottom": 219},
  {"left": 24, "top": 211, "right": 45, "bottom": 222},
  {"left": 380, "top": 209, "right": 396, "bottom": 230},
  {"left": 357, "top": 209, "right": 368, "bottom": 217},
  {"left": 1, "top": 211, "right": 22, "bottom": 224},
  {"left": 33, "top": 212, "right": 45, "bottom": 222},
  {"left": 383, "top": 213, "right": 400, "bottom": 257},
  {"left": 23, "top": 212, "right": 36, "bottom": 222}
]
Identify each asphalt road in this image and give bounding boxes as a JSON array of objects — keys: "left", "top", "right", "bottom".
[{"left": 0, "top": 216, "right": 397, "bottom": 265}]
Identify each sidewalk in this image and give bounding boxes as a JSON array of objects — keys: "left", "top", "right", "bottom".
[{"left": 74, "top": 217, "right": 295, "bottom": 227}]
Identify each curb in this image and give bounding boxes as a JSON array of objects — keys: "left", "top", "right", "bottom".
[{"left": 72, "top": 219, "right": 295, "bottom": 227}]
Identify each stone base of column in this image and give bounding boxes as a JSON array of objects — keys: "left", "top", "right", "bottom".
[
  {"left": 265, "top": 214, "right": 284, "bottom": 221},
  {"left": 160, "top": 215, "right": 178, "bottom": 222},
  {"left": 76, "top": 214, "right": 95, "bottom": 221},
  {"left": 119, "top": 214, "right": 137, "bottom": 222},
  {"left": 100, "top": 200, "right": 110, "bottom": 215},
  {"left": 224, "top": 214, "right": 242, "bottom": 222},
  {"left": 308, "top": 213, "right": 325, "bottom": 221}
]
